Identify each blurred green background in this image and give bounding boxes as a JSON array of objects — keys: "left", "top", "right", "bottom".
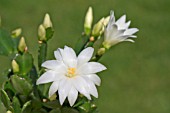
[{"left": 0, "top": 0, "right": 170, "bottom": 113}]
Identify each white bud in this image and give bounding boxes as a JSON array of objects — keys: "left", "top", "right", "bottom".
[
  {"left": 12, "top": 60, "right": 19, "bottom": 73},
  {"left": 43, "top": 13, "right": 52, "bottom": 28},
  {"left": 12, "top": 28, "right": 22, "bottom": 38},
  {"left": 6, "top": 111, "right": 12, "bottom": 113},
  {"left": 104, "top": 16, "right": 110, "bottom": 26},
  {"left": 92, "top": 18, "right": 105, "bottom": 37},
  {"left": 18, "top": 37, "right": 27, "bottom": 52},
  {"left": 84, "top": 7, "right": 93, "bottom": 35},
  {"left": 38, "top": 24, "right": 46, "bottom": 41}
]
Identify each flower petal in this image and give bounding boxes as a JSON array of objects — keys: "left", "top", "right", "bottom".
[
  {"left": 77, "top": 47, "right": 94, "bottom": 67},
  {"left": 73, "top": 76, "right": 91, "bottom": 100},
  {"left": 124, "top": 28, "right": 139, "bottom": 35},
  {"left": 116, "top": 15, "right": 126, "bottom": 25},
  {"left": 62, "top": 46, "right": 77, "bottom": 68},
  {"left": 49, "top": 81, "right": 59, "bottom": 97},
  {"left": 58, "top": 79, "right": 72, "bottom": 105},
  {"left": 68, "top": 87, "right": 78, "bottom": 106},
  {"left": 86, "top": 79, "right": 98, "bottom": 98},
  {"left": 42, "top": 60, "right": 67, "bottom": 73},
  {"left": 78, "top": 62, "right": 106, "bottom": 75},
  {"left": 107, "top": 11, "right": 115, "bottom": 30},
  {"left": 84, "top": 74, "right": 101, "bottom": 86},
  {"left": 36, "top": 70, "right": 56, "bottom": 85},
  {"left": 54, "top": 48, "right": 63, "bottom": 61}
]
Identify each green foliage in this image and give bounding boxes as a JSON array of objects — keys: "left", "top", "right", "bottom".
[
  {"left": 45, "top": 27, "right": 54, "bottom": 41},
  {"left": 75, "top": 35, "right": 89, "bottom": 55},
  {"left": 10, "top": 75, "right": 32, "bottom": 95},
  {"left": 12, "top": 96, "right": 22, "bottom": 113},
  {"left": 0, "top": 29, "right": 16, "bottom": 56},
  {"left": 0, "top": 89, "right": 11, "bottom": 110},
  {"left": 15, "top": 53, "right": 33, "bottom": 75}
]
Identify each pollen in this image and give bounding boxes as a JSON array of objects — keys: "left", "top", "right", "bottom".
[{"left": 66, "top": 68, "right": 76, "bottom": 78}]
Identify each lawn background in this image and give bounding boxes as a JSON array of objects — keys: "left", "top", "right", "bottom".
[{"left": 0, "top": 0, "right": 170, "bottom": 113}]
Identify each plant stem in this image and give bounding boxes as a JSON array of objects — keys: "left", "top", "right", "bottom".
[{"left": 38, "top": 41, "right": 47, "bottom": 71}]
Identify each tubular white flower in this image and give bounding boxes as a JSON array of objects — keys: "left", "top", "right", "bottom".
[
  {"left": 103, "top": 11, "right": 139, "bottom": 49},
  {"left": 36, "top": 46, "right": 106, "bottom": 106}
]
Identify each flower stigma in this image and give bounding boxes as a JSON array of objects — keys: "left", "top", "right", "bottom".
[{"left": 66, "top": 67, "right": 76, "bottom": 78}]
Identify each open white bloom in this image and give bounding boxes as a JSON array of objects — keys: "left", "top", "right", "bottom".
[
  {"left": 103, "top": 11, "right": 139, "bottom": 49},
  {"left": 36, "top": 46, "right": 106, "bottom": 106}
]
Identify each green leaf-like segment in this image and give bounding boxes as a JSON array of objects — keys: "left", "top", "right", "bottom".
[
  {"left": 10, "top": 75, "right": 32, "bottom": 96},
  {"left": 0, "top": 89, "right": 11, "bottom": 109},
  {"left": 0, "top": 29, "right": 15, "bottom": 56},
  {"left": 15, "top": 52, "right": 33, "bottom": 75}
]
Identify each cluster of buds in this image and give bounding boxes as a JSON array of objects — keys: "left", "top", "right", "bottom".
[
  {"left": 83, "top": 7, "right": 139, "bottom": 59},
  {"left": 38, "top": 13, "right": 53, "bottom": 42}
]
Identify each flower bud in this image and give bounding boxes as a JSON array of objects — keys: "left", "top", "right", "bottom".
[
  {"left": 18, "top": 37, "right": 27, "bottom": 52},
  {"left": 43, "top": 13, "right": 52, "bottom": 28},
  {"left": 104, "top": 16, "right": 110, "bottom": 26},
  {"left": 12, "top": 60, "right": 19, "bottom": 73},
  {"left": 38, "top": 24, "right": 46, "bottom": 41},
  {"left": 12, "top": 28, "right": 22, "bottom": 38},
  {"left": 6, "top": 111, "right": 12, "bottom": 113},
  {"left": 97, "top": 47, "right": 106, "bottom": 56},
  {"left": 92, "top": 18, "right": 105, "bottom": 37},
  {"left": 84, "top": 7, "right": 93, "bottom": 35}
]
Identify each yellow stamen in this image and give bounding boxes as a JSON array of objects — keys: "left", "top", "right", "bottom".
[{"left": 66, "top": 68, "right": 76, "bottom": 78}]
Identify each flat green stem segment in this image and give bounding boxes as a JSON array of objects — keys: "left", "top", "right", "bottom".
[{"left": 38, "top": 42, "right": 47, "bottom": 70}]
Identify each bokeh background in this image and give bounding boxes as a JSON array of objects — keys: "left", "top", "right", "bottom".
[{"left": 0, "top": 0, "right": 170, "bottom": 113}]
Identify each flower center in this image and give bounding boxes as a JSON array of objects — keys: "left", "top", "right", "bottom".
[{"left": 66, "top": 68, "right": 76, "bottom": 78}]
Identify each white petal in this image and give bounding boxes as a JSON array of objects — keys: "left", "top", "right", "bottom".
[
  {"left": 107, "top": 11, "right": 115, "bottom": 31},
  {"left": 85, "top": 79, "right": 98, "bottom": 98},
  {"left": 62, "top": 46, "right": 77, "bottom": 68},
  {"left": 129, "top": 35, "right": 137, "bottom": 38},
  {"left": 124, "top": 39, "right": 135, "bottom": 43},
  {"left": 42, "top": 60, "right": 67, "bottom": 73},
  {"left": 124, "top": 28, "right": 139, "bottom": 35},
  {"left": 77, "top": 47, "right": 94, "bottom": 67},
  {"left": 116, "top": 15, "right": 126, "bottom": 25},
  {"left": 85, "top": 74, "right": 101, "bottom": 86},
  {"left": 42, "top": 60, "right": 58, "bottom": 69},
  {"left": 58, "top": 79, "right": 72, "bottom": 105},
  {"left": 54, "top": 48, "right": 63, "bottom": 61},
  {"left": 49, "top": 81, "right": 59, "bottom": 97},
  {"left": 78, "top": 62, "right": 106, "bottom": 75},
  {"left": 36, "top": 70, "right": 56, "bottom": 85},
  {"left": 125, "top": 21, "right": 131, "bottom": 29},
  {"left": 116, "top": 15, "right": 128, "bottom": 30},
  {"left": 68, "top": 87, "right": 78, "bottom": 106},
  {"left": 73, "top": 76, "right": 91, "bottom": 100}
]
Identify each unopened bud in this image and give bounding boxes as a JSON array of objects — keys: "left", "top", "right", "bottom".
[
  {"left": 43, "top": 13, "right": 52, "bottom": 28},
  {"left": 84, "top": 7, "right": 93, "bottom": 35},
  {"left": 104, "top": 16, "right": 110, "bottom": 26},
  {"left": 12, "top": 28, "right": 22, "bottom": 38},
  {"left": 92, "top": 18, "right": 105, "bottom": 37},
  {"left": 38, "top": 24, "right": 46, "bottom": 41},
  {"left": 49, "top": 93, "right": 57, "bottom": 101},
  {"left": 12, "top": 60, "right": 19, "bottom": 73},
  {"left": 6, "top": 111, "right": 12, "bottom": 113},
  {"left": 18, "top": 37, "right": 27, "bottom": 52},
  {"left": 97, "top": 48, "right": 106, "bottom": 56}
]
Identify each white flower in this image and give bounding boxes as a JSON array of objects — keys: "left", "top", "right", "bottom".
[
  {"left": 103, "top": 11, "right": 139, "bottom": 49},
  {"left": 36, "top": 46, "right": 106, "bottom": 106}
]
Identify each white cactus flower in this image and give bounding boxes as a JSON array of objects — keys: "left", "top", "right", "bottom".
[
  {"left": 103, "top": 11, "right": 139, "bottom": 49},
  {"left": 36, "top": 46, "right": 106, "bottom": 106}
]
